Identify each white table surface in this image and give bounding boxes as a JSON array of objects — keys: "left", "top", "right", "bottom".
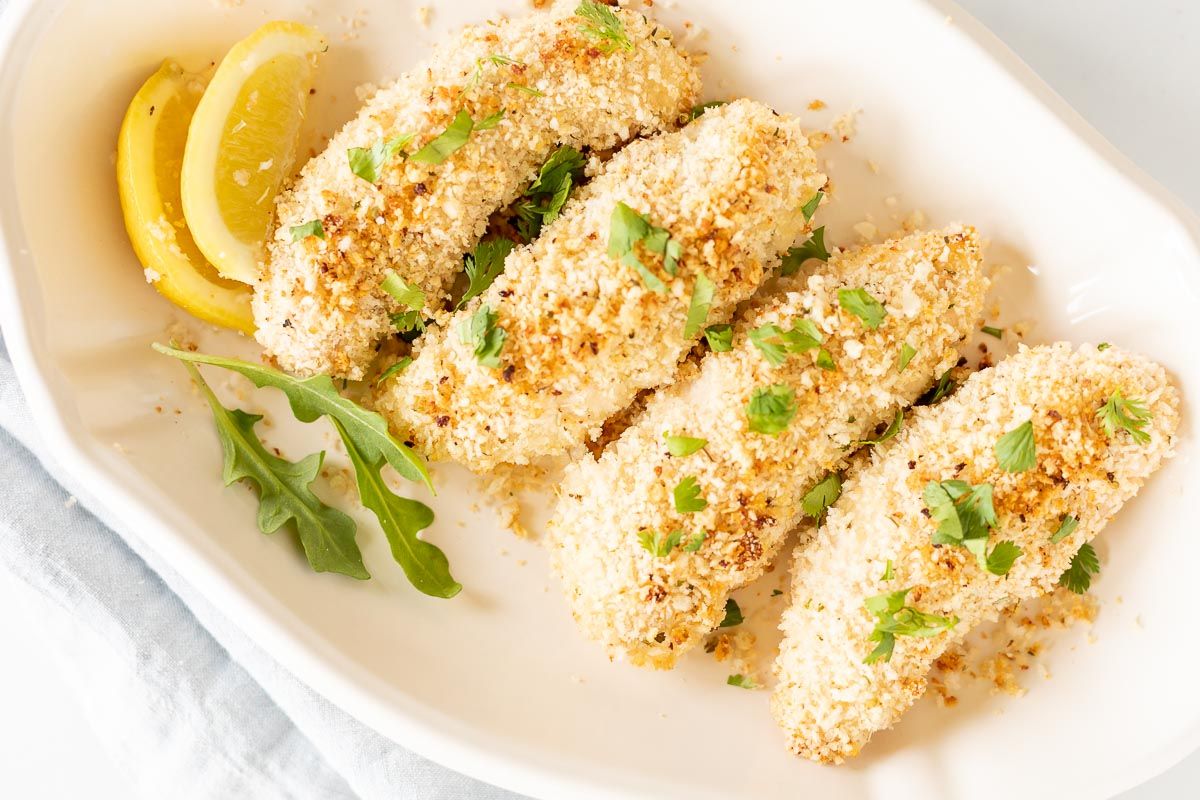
[{"left": 1, "top": 1, "right": 1197, "bottom": 797}]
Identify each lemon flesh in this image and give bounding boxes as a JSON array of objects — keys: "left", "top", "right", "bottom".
[
  {"left": 117, "top": 59, "right": 254, "bottom": 333},
  {"left": 181, "top": 21, "right": 327, "bottom": 284}
]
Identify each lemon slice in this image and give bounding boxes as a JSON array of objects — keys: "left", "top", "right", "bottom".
[
  {"left": 181, "top": 21, "right": 327, "bottom": 283},
  {"left": 117, "top": 59, "right": 254, "bottom": 333}
]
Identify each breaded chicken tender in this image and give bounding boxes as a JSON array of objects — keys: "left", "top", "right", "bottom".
[
  {"left": 255, "top": 1, "right": 700, "bottom": 378},
  {"left": 375, "top": 99, "right": 826, "bottom": 471},
  {"left": 771, "top": 342, "right": 1180, "bottom": 763},
  {"left": 549, "top": 227, "right": 987, "bottom": 668}
]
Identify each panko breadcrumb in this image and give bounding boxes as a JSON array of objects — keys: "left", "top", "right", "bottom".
[
  {"left": 375, "top": 99, "right": 826, "bottom": 471},
  {"left": 771, "top": 342, "right": 1180, "bottom": 764},
  {"left": 254, "top": 1, "right": 700, "bottom": 379},
  {"left": 549, "top": 227, "right": 987, "bottom": 668}
]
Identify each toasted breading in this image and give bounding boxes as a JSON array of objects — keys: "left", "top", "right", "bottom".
[
  {"left": 374, "top": 99, "right": 827, "bottom": 471},
  {"left": 548, "top": 227, "right": 988, "bottom": 668},
  {"left": 254, "top": 1, "right": 700, "bottom": 378},
  {"left": 771, "top": 342, "right": 1180, "bottom": 764}
]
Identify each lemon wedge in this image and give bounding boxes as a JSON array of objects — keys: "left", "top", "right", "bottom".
[
  {"left": 117, "top": 59, "right": 255, "bottom": 333},
  {"left": 181, "top": 21, "right": 327, "bottom": 284}
]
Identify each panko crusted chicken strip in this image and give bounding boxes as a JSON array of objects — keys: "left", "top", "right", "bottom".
[
  {"left": 375, "top": 99, "right": 826, "bottom": 470},
  {"left": 771, "top": 343, "right": 1180, "bottom": 764},
  {"left": 254, "top": 1, "right": 700, "bottom": 379},
  {"left": 549, "top": 227, "right": 987, "bottom": 668}
]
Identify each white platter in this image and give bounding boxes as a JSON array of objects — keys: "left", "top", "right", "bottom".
[{"left": 1, "top": 1, "right": 1197, "bottom": 798}]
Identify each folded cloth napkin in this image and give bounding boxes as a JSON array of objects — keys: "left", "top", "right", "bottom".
[{"left": 0, "top": 335, "right": 521, "bottom": 799}]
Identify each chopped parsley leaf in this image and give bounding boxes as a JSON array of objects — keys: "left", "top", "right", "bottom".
[
  {"left": 749, "top": 320, "right": 823, "bottom": 366},
  {"left": 838, "top": 287, "right": 887, "bottom": 329},
  {"left": 801, "top": 472, "right": 841, "bottom": 522},
  {"left": 898, "top": 342, "right": 917, "bottom": 373},
  {"left": 390, "top": 310, "right": 425, "bottom": 336},
  {"left": 458, "top": 304, "right": 506, "bottom": 368},
  {"left": 457, "top": 239, "right": 515, "bottom": 309},
  {"left": 801, "top": 191, "right": 824, "bottom": 222},
  {"left": 290, "top": 219, "right": 325, "bottom": 241},
  {"left": 689, "top": 100, "right": 727, "bottom": 120},
  {"left": 672, "top": 476, "right": 708, "bottom": 514},
  {"left": 881, "top": 559, "right": 894, "bottom": 581},
  {"left": 995, "top": 419, "right": 1036, "bottom": 472},
  {"left": 923, "top": 479, "right": 1018, "bottom": 575},
  {"left": 1059, "top": 542, "right": 1100, "bottom": 594},
  {"left": 375, "top": 357, "right": 412, "bottom": 386},
  {"left": 719, "top": 598, "right": 743, "bottom": 627},
  {"left": 780, "top": 227, "right": 830, "bottom": 275},
  {"left": 683, "top": 272, "right": 715, "bottom": 338},
  {"left": 852, "top": 408, "right": 903, "bottom": 447},
  {"left": 574, "top": 0, "right": 633, "bottom": 53},
  {"left": 981, "top": 325, "right": 1004, "bottom": 339},
  {"left": 984, "top": 540, "right": 1023, "bottom": 576},
  {"left": 1050, "top": 514, "right": 1079, "bottom": 544},
  {"left": 507, "top": 82, "right": 544, "bottom": 96},
  {"left": 347, "top": 133, "right": 413, "bottom": 183},
  {"left": 637, "top": 529, "right": 684, "bottom": 558},
  {"left": 704, "top": 324, "right": 733, "bottom": 352},
  {"left": 381, "top": 271, "right": 426, "bottom": 310},
  {"left": 863, "top": 587, "right": 958, "bottom": 664},
  {"left": 726, "top": 674, "right": 758, "bottom": 689},
  {"left": 1097, "top": 342, "right": 1111, "bottom": 351},
  {"left": 608, "top": 201, "right": 680, "bottom": 291},
  {"left": 746, "top": 384, "right": 796, "bottom": 435},
  {"left": 410, "top": 110, "right": 500, "bottom": 165},
  {"left": 1097, "top": 390, "right": 1152, "bottom": 444},
  {"left": 816, "top": 348, "right": 837, "bottom": 371},
  {"left": 475, "top": 108, "right": 505, "bottom": 130},
  {"left": 515, "top": 146, "right": 585, "bottom": 240},
  {"left": 917, "top": 369, "right": 956, "bottom": 405},
  {"left": 663, "top": 432, "right": 707, "bottom": 457},
  {"left": 681, "top": 532, "right": 706, "bottom": 552}
]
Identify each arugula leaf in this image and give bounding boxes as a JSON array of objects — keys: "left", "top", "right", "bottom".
[
  {"left": 515, "top": 146, "right": 585, "bottom": 240},
  {"left": 981, "top": 325, "right": 1004, "bottom": 339},
  {"left": 863, "top": 587, "right": 958, "bottom": 664},
  {"left": 720, "top": 598, "right": 743, "bottom": 627},
  {"left": 179, "top": 358, "right": 367, "bottom": 579},
  {"left": 838, "top": 287, "right": 887, "bottom": 329},
  {"left": 689, "top": 100, "right": 727, "bottom": 120},
  {"left": 852, "top": 408, "right": 902, "bottom": 447},
  {"left": 815, "top": 348, "right": 837, "bottom": 371},
  {"left": 984, "top": 540, "right": 1022, "bottom": 576},
  {"left": 683, "top": 272, "right": 715, "bottom": 338},
  {"left": 381, "top": 271, "right": 426, "bottom": 310},
  {"left": 917, "top": 369, "right": 957, "bottom": 405},
  {"left": 290, "top": 219, "right": 325, "bottom": 241},
  {"left": 608, "top": 201, "right": 681, "bottom": 292},
  {"left": 673, "top": 476, "right": 707, "bottom": 514},
  {"left": 347, "top": 133, "right": 413, "bottom": 183},
  {"left": 1059, "top": 542, "right": 1100, "bottom": 594},
  {"left": 333, "top": 418, "right": 459, "bottom": 597},
  {"left": 749, "top": 320, "right": 823, "bottom": 366},
  {"left": 458, "top": 304, "right": 507, "bottom": 368},
  {"left": 746, "top": 384, "right": 797, "bottom": 435},
  {"left": 152, "top": 344, "right": 431, "bottom": 490},
  {"left": 995, "top": 419, "right": 1036, "bottom": 472},
  {"left": 457, "top": 239, "right": 515, "bottom": 309},
  {"left": 1097, "top": 390, "right": 1152, "bottom": 445},
  {"left": 375, "top": 357, "right": 412, "bottom": 386},
  {"left": 704, "top": 324, "right": 733, "bottom": 352},
  {"left": 801, "top": 191, "right": 824, "bottom": 222},
  {"left": 802, "top": 472, "right": 842, "bottom": 525},
  {"left": 575, "top": 0, "right": 632, "bottom": 53},
  {"left": 410, "top": 110, "right": 478, "bottom": 165},
  {"left": 664, "top": 432, "right": 707, "bottom": 457},
  {"left": 726, "top": 674, "right": 758, "bottom": 689},
  {"left": 1050, "top": 514, "right": 1079, "bottom": 544},
  {"left": 637, "top": 529, "right": 684, "bottom": 558},
  {"left": 898, "top": 342, "right": 917, "bottom": 373},
  {"left": 780, "top": 228, "right": 829, "bottom": 276}
]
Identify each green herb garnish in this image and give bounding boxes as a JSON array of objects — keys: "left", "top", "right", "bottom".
[
  {"left": 994, "top": 419, "right": 1036, "bottom": 472},
  {"left": 1059, "top": 542, "right": 1099, "bottom": 594},
  {"left": 1097, "top": 390, "right": 1152, "bottom": 444},
  {"left": 673, "top": 476, "right": 707, "bottom": 514},
  {"left": 1050, "top": 514, "right": 1079, "bottom": 544},
  {"left": 608, "top": 201, "right": 681, "bottom": 292},
  {"left": 726, "top": 674, "right": 758, "bottom": 689},
  {"left": 746, "top": 384, "right": 797, "bottom": 435},
  {"left": 683, "top": 272, "right": 715, "bottom": 338},
  {"left": 917, "top": 369, "right": 956, "bottom": 405},
  {"left": 411, "top": 109, "right": 500, "bottom": 165},
  {"left": 863, "top": 588, "right": 958, "bottom": 664},
  {"left": 881, "top": 559, "right": 894, "bottom": 581},
  {"left": 381, "top": 271, "right": 426, "bottom": 310},
  {"left": 981, "top": 325, "right": 1003, "bottom": 339},
  {"left": 852, "top": 408, "right": 903, "bottom": 448},
  {"left": 801, "top": 191, "right": 824, "bottom": 221},
  {"left": 290, "top": 219, "right": 325, "bottom": 241},
  {"left": 375, "top": 357, "right": 412, "bottom": 386},
  {"left": 574, "top": 0, "right": 632, "bottom": 53},
  {"left": 801, "top": 472, "right": 841, "bottom": 522},
  {"left": 459, "top": 304, "right": 506, "bottom": 368},
  {"left": 515, "top": 146, "right": 585, "bottom": 240},
  {"left": 898, "top": 342, "right": 917, "bottom": 373},
  {"left": 1097, "top": 342, "right": 1111, "bottom": 351},
  {"left": 390, "top": 310, "right": 426, "bottom": 335},
  {"left": 838, "top": 287, "right": 887, "bottom": 329},
  {"left": 780, "top": 228, "right": 829, "bottom": 276},
  {"left": 457, "top": 239, "right": 515, "bottom": 309},
  {"left": 923, "top": 479, "right": 1019, "bottom": 576},
  {"left": 749, "top": 320, "right": 822, "bottom": 366},
  {"left": 816, "top": 348, "right": 836, "bottom": 371},
  {"left": 704, "top": 324, "right": 733, "bottom": 352},
  {"left": 689, "top": 100, "right": 727, "bottom": 120},
  {"left": 664, "top": 432, "right": 707, "bottom": 457},
  {"left": 720, "top": 598, "right": 743, "bottom": 627},
  {"left": 347, "top": 133, "right": 413, "bottom": 183},
  {"left": 637, "top": 529, "right": 688, "bottom": 557}
]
